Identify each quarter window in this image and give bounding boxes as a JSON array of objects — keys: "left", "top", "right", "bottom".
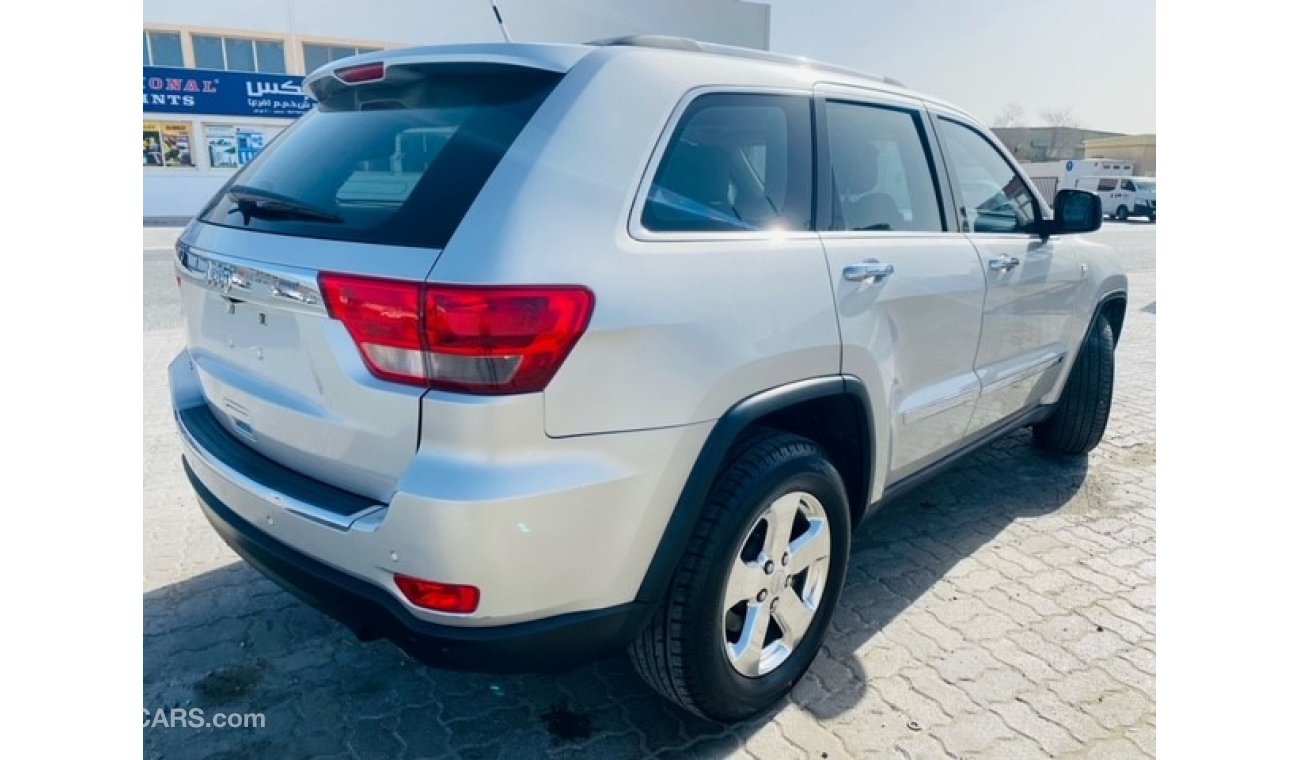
[
  {"left": 937, "top": 118, "right": 1039, "bottom": 234},
  {"left": 642, "top": 93, "right": 814, "bottom": 233},
  {"left": 192, "top": 34, "right": 286, "bottom": 73},
  {"left": 823, "top": 101, "right": 944, "bottom": 232}
]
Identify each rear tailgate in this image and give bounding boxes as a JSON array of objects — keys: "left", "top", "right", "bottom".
[{"left": 177, "top": 56, "right": 570, "bottom": 501}]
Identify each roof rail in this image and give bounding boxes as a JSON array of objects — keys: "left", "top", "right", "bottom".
[{"left": 586, "top": 35, "right": 906, "bottom": 88}]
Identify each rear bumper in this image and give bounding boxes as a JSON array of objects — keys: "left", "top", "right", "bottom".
[
  {"left": 169, "top": 349, "right": 709, "bottom": 670},
  {"left": 187, "top": 459, "right": 649, "bottom": 672}
]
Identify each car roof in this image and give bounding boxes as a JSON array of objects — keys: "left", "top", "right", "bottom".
[{"left": 303, "top": 37, "right": 976, "bottom": 121}]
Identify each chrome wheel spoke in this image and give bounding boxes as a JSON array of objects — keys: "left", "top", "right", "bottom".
[
  {"left": 787, "top": 517, "right": 830, "bottom": 575},
  {"left": 729, "top": 602, "right": 770, "bottom": 675},
  {"left": 725, "top": 556, "right": 768, "bottom": 608},
  {"left": 772, "top": 593, "right": 815, "bottom": 645},
  {"left": 763, "top": 492, "right": 801, "bottom": 558}
]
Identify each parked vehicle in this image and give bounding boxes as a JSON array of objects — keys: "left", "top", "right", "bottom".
[
  {"left": 1075, "top": 175, "right": 1156, "bottom": 222},
  {"left": 171, "top": 36, "right": 1127, "bottom": 721},
  {"left": 1018, "top": 157, "right": 1135, "bottom": 203}
]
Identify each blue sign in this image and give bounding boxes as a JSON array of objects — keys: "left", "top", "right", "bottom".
[
  {"left": 1066, "top": 160, "right": 1075, "bottom": 171},
  {"left": 143, "top": 66, "right": 313, "bottom": 118}
]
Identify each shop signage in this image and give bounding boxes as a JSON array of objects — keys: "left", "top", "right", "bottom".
[{"left": 143, "top": 66, "right": 313, "bottom": 118}]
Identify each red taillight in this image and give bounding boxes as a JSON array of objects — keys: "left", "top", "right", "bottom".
[
  {"left": 394, "top": 574, "right": 480, "bottom": 613},
  {"left": 319, "top": 274, "right": 594, "bottom": 394},
  {"left": 319, "top": 274, "right": 425, "bottom": 384},
  {"left": 335, "top": 61, "right": 384, "bottom": 83},
  {"left": 424, "top": 285, "right": 594, "bottom": 394}
]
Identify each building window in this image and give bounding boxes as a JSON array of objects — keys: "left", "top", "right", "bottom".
[
  {"left": 205, "top": 124, "right": 282, "bottom": 169},
  {"left": 193, "top": 34, "right": 287, "bottom": 73},
  {"left": 144, "top": 31, "right": 183, "bottom": 67},
  {"left": 303, "top": 43, "right": 382, "bottom": 73},
  {"left": 144, "top": 121, "right": 195, "bottom": 168}
]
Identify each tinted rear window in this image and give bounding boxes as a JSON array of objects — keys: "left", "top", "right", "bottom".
[{"left": 198, "top": 63, "right": 562, "bottom": 249}]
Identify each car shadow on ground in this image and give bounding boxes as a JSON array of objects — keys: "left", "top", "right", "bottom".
[{"left": 144, "top": 428, "right": 1087, "bottom": 759}]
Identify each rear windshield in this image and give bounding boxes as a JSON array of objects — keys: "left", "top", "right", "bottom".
[{"left": 197, "top": 63, "right": 562, "bottom": 249}]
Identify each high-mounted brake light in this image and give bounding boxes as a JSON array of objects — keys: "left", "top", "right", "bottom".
[
  {"left": 335, "top": 61, "right": 385, "bottom": 84},
  {"left": 394, "top": 574, "right": 480, "bottom": 614},
  {"left": 319, "top": 274, "right": 594, "bottom": 394}
]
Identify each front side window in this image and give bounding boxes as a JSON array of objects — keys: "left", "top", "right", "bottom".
[
  {"left": 193, "top": 34, "right": 286, "bottom": 73},
  {"left": 938, "top": 118, "right": 1039, "bottom": 234},
  {"left": 1121, "top": 179, "right": 1136, "bottom": 192},
  {"left": 642, "top": 93, "right": 814, "bottom": 233},
  {"left": 823, "top": 101, "right": 944, "bottom": 232}
]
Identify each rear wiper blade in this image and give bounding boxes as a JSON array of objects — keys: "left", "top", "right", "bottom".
[{"left": 226, "top": 184, "right": 342, "bottom": 224}]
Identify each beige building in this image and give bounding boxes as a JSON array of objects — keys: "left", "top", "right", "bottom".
[{"left": 1083, "top": 134, "right": 1157, "bottom": 176}]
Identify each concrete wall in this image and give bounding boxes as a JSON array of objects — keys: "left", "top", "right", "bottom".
[{"left": 1083, "top": 134, "right": 1157, "bottom": 176}]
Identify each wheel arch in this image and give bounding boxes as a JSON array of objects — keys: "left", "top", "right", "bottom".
[
  {"left": 634, "top": 376, "right": 875, "bottom": 606},
  {"left": 1096, "top": 290, "right": 1127, "bottom": 343}
]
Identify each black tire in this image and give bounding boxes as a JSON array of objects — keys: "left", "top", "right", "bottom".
[
  {"left": 1116, "top": 205, "right": 1130, "bottom": 221},
  {"left": 629, "top": 431, "right": 850, "bottom": 721},
  {"left": 1149, "top": 213, "right": 1156, "bottom": 223},
  {"left": 1033, "top": 317, "right": 1116, "bottom": 455}
]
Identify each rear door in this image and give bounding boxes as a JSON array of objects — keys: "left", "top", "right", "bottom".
[
  {"left": 813, "top": 85, "right": 987, "bottom": 483},
  {"left": 178, "top": 61, "right": 564, "bottom": 500},
  {"left": 930, "top": 113, "right": 1084, "bottom": 434}
]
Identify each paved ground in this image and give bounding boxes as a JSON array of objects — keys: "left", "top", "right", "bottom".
[{"left": 144, "top": 222, "right": 1156, "bottom": 759}]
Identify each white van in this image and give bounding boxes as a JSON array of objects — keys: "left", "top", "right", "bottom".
[{"left": 1078, "top": 175, "right": 1156, "bottom": 222}]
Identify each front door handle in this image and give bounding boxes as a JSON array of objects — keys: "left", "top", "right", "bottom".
[
  {"left": 843, "top": 260, "right": 895, "bottom": 283},
  {"left": 988, "top": 254, "right": 1021, "bottom": 272}
]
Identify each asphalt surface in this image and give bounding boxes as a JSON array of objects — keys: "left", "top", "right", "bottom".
[{"left": 144, "top": 220, "right": 1156, "bottom": 758}]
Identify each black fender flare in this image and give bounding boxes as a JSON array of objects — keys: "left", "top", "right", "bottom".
[
  {"left": 1092, "top": 290, "right": 1127, "bottom": 343},
  {"left": 633, "top": 375, "right": 874, "bottom": 606}
]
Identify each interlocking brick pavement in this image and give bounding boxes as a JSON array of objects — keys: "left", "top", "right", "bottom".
[{"left": 144, "top": 223, "right": 1156, "bottom": 758}]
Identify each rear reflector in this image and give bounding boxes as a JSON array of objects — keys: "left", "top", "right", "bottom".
[
  {"left": 394, "top": 574, "right": 480, "bottom": 613},
  {"left": 319, "top": 274, "right": 594, "bottom": 394},
  {"left": 335, "top": 61, "right": 385, "bottom": 83}
]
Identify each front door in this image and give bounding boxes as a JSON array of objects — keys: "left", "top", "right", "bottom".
[
  {"left": 931, "top": 114, "right": 1084, "bottom": 434},
  {"left": 814, "top": 88, "right": 987, "bottom": 484}
]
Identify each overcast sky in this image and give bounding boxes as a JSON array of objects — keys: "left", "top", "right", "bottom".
[{"left": 764, "top": 0, "right": 1155, "bottom": 134}]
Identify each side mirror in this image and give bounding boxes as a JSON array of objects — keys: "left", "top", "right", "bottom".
[{"left": 1049, "top": 189, "right": 1102, "bottom": 235}]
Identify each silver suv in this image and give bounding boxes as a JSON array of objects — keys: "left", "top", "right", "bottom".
[{"left": 170, "top": 36, "right": 1126, "bottom": 721}]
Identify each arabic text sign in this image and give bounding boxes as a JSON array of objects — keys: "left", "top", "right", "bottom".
[{"left": 143, "top": 66, "right": 313, "bottom": 118}]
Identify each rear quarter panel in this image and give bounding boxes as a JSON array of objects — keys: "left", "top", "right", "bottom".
[{"left": 428, "top": 50, "right": 842, "bottom": 436}]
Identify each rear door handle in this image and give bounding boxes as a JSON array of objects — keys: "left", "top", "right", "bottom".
[
  {"left": 843, "top": 260, "right": 895, "bottom": 283},
  {"left": 988, "top": 254, "right": 1020, "bottom": 272}
]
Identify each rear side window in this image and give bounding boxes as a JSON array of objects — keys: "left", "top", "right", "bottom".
[
  {"left": 642, "top": 93, "right": 814, "bottom": 233},
  {"left": 1096, "top": 177, "right": 1118, "bottom": 192},
  {"left": 198, "top": 64, "right": 562, "bottom": 249},
  {"left": 823, "top": 101, "right": 944, "bottom": 232}
]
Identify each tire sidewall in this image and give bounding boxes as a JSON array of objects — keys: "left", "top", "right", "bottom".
[{"left": 684, "top": 450, "right": 850, "bottom": 719}]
